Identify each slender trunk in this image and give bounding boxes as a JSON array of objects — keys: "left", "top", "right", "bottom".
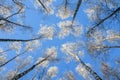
[
  {"left": 72, "top": 0, "right": 82, "bottom": 24},
  {"left": 0, "top": 50, "right": 27, "bottom": 67},
  {"left": 78, "top": 58, "right": 102, "bottom": 80},
  {"left": 87, "top": 7, "right": 120, "bottom": 36},
  {"left": 11, "top": 55, "right": 50, "bottom": 80},
  {"left": 38, "top": 0, "right": 49, "bottom": 12}
]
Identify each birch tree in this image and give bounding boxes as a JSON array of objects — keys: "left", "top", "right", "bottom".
[{"left": 0, "top": 0, "right": 120, "bottom": 80}]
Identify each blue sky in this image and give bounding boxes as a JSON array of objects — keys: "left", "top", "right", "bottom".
[
  {"left": 0, "top": 0, "right": 120, "bottom": 80},
  {"left": 21, "top": 1, "right": 95, "bottom": 80}
]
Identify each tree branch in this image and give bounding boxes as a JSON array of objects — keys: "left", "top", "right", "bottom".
[
  {"left": 38, "top": 0, "right": 49, "bottom": 13},
  {"left": 0, "top": 18, "right": 31, "bottom": 29},
  {"left": 5, "top": 0, "right": 24, "bottom": 19},
  {"left": 11, "top": 54, "right": 51, "bottom": 80},
  {"left": 87, "top": 7, "right": 120, "bottom": 36},
  {"left": 78, "top": 57, "right": 102, "bottom": 80},
  {"left": 0, "top": 36, "right": 43, "bottom": 42},
  {"left": 72, "top": 0, "right": 82, "bottom": 24},
  {"left": 0, "top": 48, "right": 12, "bottom": 54},
  {"left": 102, "top": 45, "right": 120, "bottom": 49},
  {"left": 0, "top": 50, "right": 27, "bottom": 67}
]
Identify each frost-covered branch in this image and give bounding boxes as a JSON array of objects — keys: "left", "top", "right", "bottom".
[
  {"left": 0, "top": 50, "right": 27, "bottom": 67},
  {"left": 87, "top": 7, "right": 120, "bottom": 36},
  {"left": 0, "top": 18, "right": 31, "bottom": 29},
  {"left": 77, "top": 57, "right": 102, "bottom": 80},
  {"left": 11, "top": 54, "right": 51, "bottom": 80}
]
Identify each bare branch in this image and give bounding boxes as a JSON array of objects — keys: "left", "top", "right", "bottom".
[
  {"left": 92, "top": 45, "right": 120, "bottom": 50},
  {"left": 11, "top": 54, "right": 51, "bottom": 80},
  {"left": 77, "top": 56, "right": 102, "bottom": 80},
  {"left": 38, "top": 0, "right": 49, "bottom": 12},
  {"left": 5, "top": 0, "right": 24, "bottom": 19},
  {"left": 65, "top": 0, "right": 68, "bottom": 9},
  {"left": 0, "top": 18, "right": 31, "bottom": 29},
  {"left": 72, "top": 0, "right": 82, "bottom": 24},
  {"left": 102, "top": 45, "right": 120, "bottom": 49},
  {"left": 0, "top": 48, "right": 12, "bottom": 54},
  {"left": 0, "top": 36, "right": 43, "bottom": 42},
  {"left": 0, "top": 50, "right": 27, "bottom": 67},
  {"left": 87, "top": 7, "right": 120, "bottom": 36}
]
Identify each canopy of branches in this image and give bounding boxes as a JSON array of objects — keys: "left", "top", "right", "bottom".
[{"left": 0, "top": 0, "right": 120, "bottom": 80}]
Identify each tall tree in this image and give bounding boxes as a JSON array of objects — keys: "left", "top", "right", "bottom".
[{"left": 0, "top": 0, "right": 120, "bottom": 80}]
